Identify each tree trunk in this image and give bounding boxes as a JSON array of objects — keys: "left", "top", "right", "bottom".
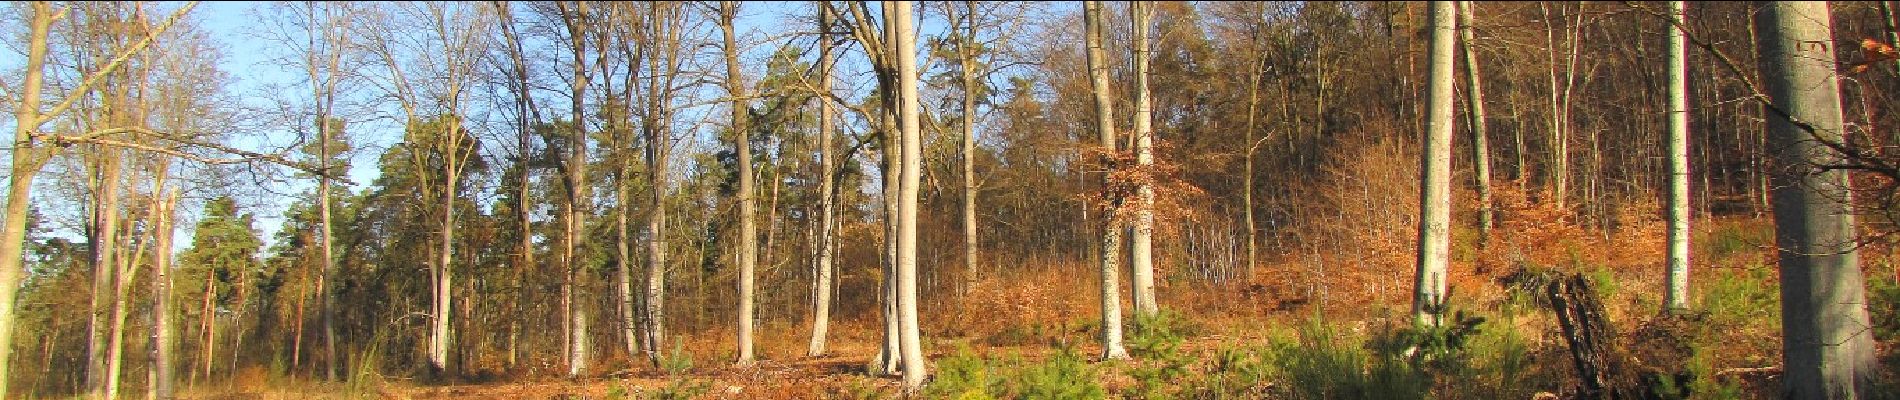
[
  {"left": 1458, "top": 1, "right": 1493, "bottom": 243},
  {"left": 617, "top": 166, "right": 638, "bottom": 360},
  {"left": 105, "top": 224, "right": 141, "bottom": 399},
  {"left": 643, "top": 101, "right": 671, "bottom": 368},
  {"left": 957, "top": 1, "right": 981, "bottom": 294},
  {"left": 1084, "top": 0, "right": 1130, "bottom": 360},
  {"left": 1664, "top": 0, "right": 1692, "bottom": 311},
  {"left": 876, "top": 2, "right": 903, "bottom": 375},
  {"left": 1541, "top": 3, "right": 1572, "bottom": 208},
  {"left": 809, "top": 3, "right": 836, "bottom": 357},
  {"left": 891, "top": 1, "right": 927, "bottom": 389},
  {"left": 201, "top": 270, "right": 215, "bottom": 383},
  {"left": 1129, "top": 0, "right": 1159, "bottom": 319},
  {"left": 1414, "top": 0, "right": 1456, "bottom": 327},
  {"left": 559, "top": 1, "right": 593, "bottom": 378},
  {"left": 1755, "top": 2, "right": 1879, "bottom": 397},
  {"left": 720, "top": 1, "right": 758, "bottom": 366},
  {"left": 0, "top": 7, "right": 53, "bottom": 396},
  {"left": 1242, "top": 27, "right": 1264, "bottom": 279},
  {"left": 87, "top": 146, "right": 125, "bottom": 400},
  {"left": 431, "top": 120, "right": 462, "bottom": 375},
  {"left": 153, "top": 189, "right": 177, "bottom": 399}
]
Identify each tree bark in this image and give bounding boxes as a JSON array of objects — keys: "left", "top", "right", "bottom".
[
  {"left": 0, "top": 7, "right": 54, "bottom": 395},
  {"left": 1084, "top": 0, "right": 1130, "bottom": 360},
  {"left": 1129, "top": 0, "right": 1159, "bottom": 319},
  {"left": 1413, "top": 0, "right": 1456, "bottom": 327},
  {"left": 87, "top": 147, "right": 125, "bottom": 400},
  {"left": 956, "top": 1, "right": 982, "bottom": 294},
  {"left": 640, "top": 2, "right": 682, "bottom": 366},
  {"left": 153, "top": 189, "right": 177, "bottom": 399},
  {"left": 557, "top": 1, "right": 593, "bottom": 378},
  {"left": 1458, "top": 1, "right": 1492, "bottom": 243},
  {"left": 1754, "top": 2, "right": 1879, "bottom": 397},
  {"left": 1664, "top": 0, "right": 1692, "bottom": 311},
  {"left": 808, "top": 2, "right": 837, "bottom": 357},
  {"left": 719, "top": 0, "right": 758, "bottom": 366},
  {"left": 891, "top": 1, "right": 927, "bottom": 389}
]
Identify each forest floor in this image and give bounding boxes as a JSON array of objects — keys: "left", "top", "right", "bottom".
[{"left": 176, "top": 219, "right": 1900, "bottom": 399}]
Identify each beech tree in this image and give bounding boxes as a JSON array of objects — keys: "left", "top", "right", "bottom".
[
  {"left": 1413, "top": 0, "right": 1455, "bottom": 327},
  {"left": 1754, "top": 2, "right": 1878, "bottom": 397},
  {"left": 1664, "top": 0, "right": 1691, "bottom": 312},
  {"left": 1084, "top": 0, "right": 1130, "bottom": 360}
]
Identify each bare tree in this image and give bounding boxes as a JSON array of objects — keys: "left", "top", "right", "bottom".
[
  {"left": 360, "top": 1, "right": 491, "bottom": 375},
  {"left": 1458, "top": 1, "right": 1492, "bottom": 243},
  {"left": 808, "top": 1, "right": 838, "bottom": 357},
  {"left": 1754, "top": 2, "right": 1877, "bottom": 397},
  {"left": 890, "top": 0, "right": 927, "bottom": 389},
  {"left": 553, "top": 0, "right": 595, "bottom": 378},
  {"left": 718, "top": 0, "right": 759, "bottom": 366},
  {"left": 1084, "top": 0, "right": 1129, "bottom": 360},
  {"left": 1413, "top": 0, "right": 1455, "bottom": 327},
  {"left": 1662, "top": 0, "right": 1691, "bottom": 312},
  {"left": 1129, "top": 0, "right": 1159, "bottom": 318}
]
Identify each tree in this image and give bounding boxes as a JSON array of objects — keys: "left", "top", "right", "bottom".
[
  {"left": 360, "top": 1, "right": 490, "bottom": 375},
  {"left": 1129, "top": 0, "right": 1159, "bottom": 318},
  {"left": 180, "top": 196, "right": 264, "bottom": 382},
  {"left": 1413, "top": 0, "right": 1455, "bottom": 327},
  {"left": 891, "top": 0, "right": 927, "bottom": 389},
  {"left": 1660, "top": 0, "right": 1691, "bottom": 312},
  {"left": 1458, "top": 1, "right": 1493, "bottom": 243},
  {"left": 1753, "top": 2, "right": 1878, "bottom": 397},
  {"left": 635, "top": 1, "right": 690, "bottom": 367},
  {"left": 150, "top": 187, "right": 179, "bottom": 399},
  {"left": 553, "top": 1, "right": 595, "bottom": 377},
  {"left": 718, "top": 0, "right": 759, "bottom": 366},
  {"left": 808, "top": 1, "right": 838, "bottom": 357},
  {"left": 1084, "top": 0, "right": 1129, "bottom": 360}
]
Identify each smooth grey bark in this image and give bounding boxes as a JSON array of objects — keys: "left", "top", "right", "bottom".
[
  {"left": 0, "top": 7, "right": 54, "bottom": 395},
  {"left": 1458, "top": 1, "right": 1492, "bottom": 243},
  {"left": 871, "top": 1, "right": 903, "bottom": 376},
  {"left": 1754, "top": 2, "right": 1879, "bottom": 398},
  {"left": 891, "top": 0, "right": 927, "bottom": 389},
  {"left": 105, "top": 217, "right": 141, "bottom": 400},
  {"left": 87, "top": 147, "right": 125, "bottom": 400},
  {"left": 719, "top": 0, "right": 758, "bottom": 366},
  {"left": 302, "top": 2, "right": 352, "bottom": 380},
  {"left": 494, "top": 1, "right": 539, "bottom": 371},
  {"left": 1413, "top": 0, "right": 1456, "bottom": 327},
  {"left": 641, "top": 2, "right": 684, "bottom": 367},
  {"left": 152, "top": 189, "right": 177, "bottom": 399},
  {"left": 956, "top": 1, "right": 981, "bottom": 291},
  {"left": 1242, "top": 12, "right": 1265, "bottom": 277},
  {"left": 557, "top": 1, "right": 593, "bottom": 378},
  {"left": 1664, "top": 0, "right": 1692, "bottom": 311},
  {"left": 1129, "top": 0, "right": 1159, "bottom": 318},
  {"left": 0, "top": 56, "right": 34, "bottom": 396},
  {"left": 1084, "top": 0, "right": 1130, "bottom": 360},
  {"left": 808, "top": 2, "right": 837, "bottom": 357},
  {"left": 1540, "top": 3, "right": 1582, "bottom": 208}
]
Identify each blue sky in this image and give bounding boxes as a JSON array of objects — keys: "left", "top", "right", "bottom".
[
  {"left": 188, "top": 1, "right": 899, "bottom": 248},
  {"left": 4, "top": 1, "right": 1053, "bottom": 250}
]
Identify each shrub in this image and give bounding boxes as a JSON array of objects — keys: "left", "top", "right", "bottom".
[
  {"left": 1870, "top": 271, "right": 1900, "bottom": 341},
  {"left": 1268, "top": 319, "right": 1431, "bottom": 400},
  {"left": 1125, "top": 312, "right": 1191, "bottom": 399},
  {"left": 924, "top": 346, "right": 1004, "bottom": 400},
  {"left": 1192, "top": 343, "right": 1273, "bottom": 399},
  {"left": 650, "top": 377, "right": 711, "bottom": 400},
  {"left": 660, "top": 338, "right": 695, "bottom": 376},
  {"left": 1013, "top": 346, "right": 1106, "bottom": 400}
]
